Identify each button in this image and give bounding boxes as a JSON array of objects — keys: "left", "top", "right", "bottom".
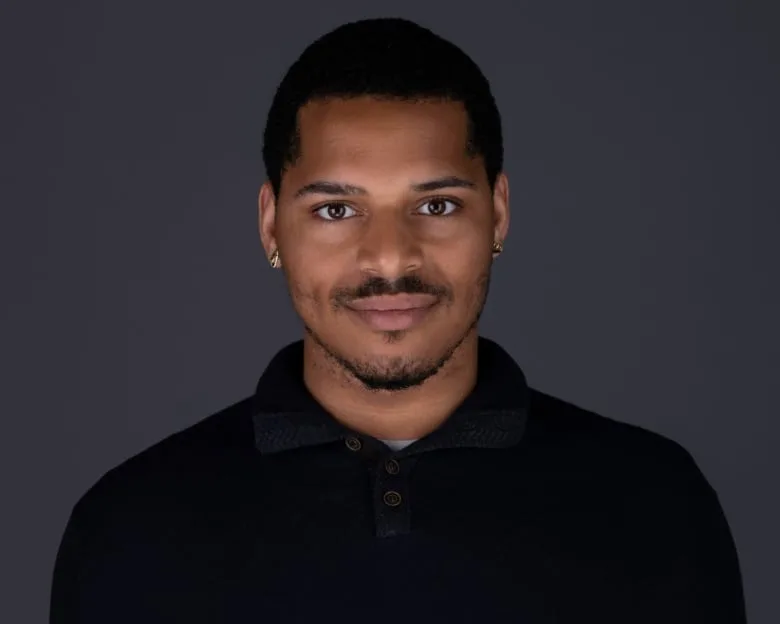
[
  {"left": 345, "top": 436, "right": 362, "bottom": 452},
  {"left": 384, "top": 459, "right": 400, "bottom": 475},
  {"left": 383, "top": 490, "right": 402, "bottom": 507}
]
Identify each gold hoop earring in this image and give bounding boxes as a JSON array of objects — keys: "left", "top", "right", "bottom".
[
  {"left": 269, "top": 249, "right": 281, "bottom": 269},
  {"left": 491, "top": 240, "right": 504, "bottom": 255}
]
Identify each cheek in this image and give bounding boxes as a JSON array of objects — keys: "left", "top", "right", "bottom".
[
  {"left": 442, "top": 250, "right": 491, "bottom": 300},
  {"left": 285, "top": 272, "right": 317, "bottom": 310},
  {"left": 471, "top": 268, "right": 491, "bottom": 304},
  {"left": 285, "top": 265, "right": 333, "bottom": 318},
  {"left": 459, "top": 266, "right": 491, "bottom": 310}
]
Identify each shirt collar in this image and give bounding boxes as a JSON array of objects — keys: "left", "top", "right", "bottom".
[{"left": 252, "top": 336, "right": 529, "bottom": 456}]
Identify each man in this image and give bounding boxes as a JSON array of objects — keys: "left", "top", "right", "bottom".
[{"left": 51, "top": 17, "right": 746, "bottom": 623}]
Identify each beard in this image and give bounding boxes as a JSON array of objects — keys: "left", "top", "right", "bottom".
[{"left": 304, "top": 269, "right": 491, "bottom": 392}]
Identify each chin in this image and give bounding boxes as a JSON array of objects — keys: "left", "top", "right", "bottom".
[
  {"left": 306, "top": 316, "right": 477, "bottom": 382},
  {"left": 357, "top": 325, "right": 463, "bottom": 363},
  {"left": 358, "top": 322, "right": 451, "bottom": 352},
  {"left": 369, "top": 328, "right": 420, "bottom": 347},
  {"left": 339, "top": 343, "right": 451, "bottom": 392}
]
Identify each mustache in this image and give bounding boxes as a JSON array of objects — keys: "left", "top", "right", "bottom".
[{"left": 332, "top": 275, "right": 450, "bottom": 306}]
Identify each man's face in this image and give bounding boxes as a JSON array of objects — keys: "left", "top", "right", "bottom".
[{"left": 260, "top": 97, "right": 509, "bottom": 390}]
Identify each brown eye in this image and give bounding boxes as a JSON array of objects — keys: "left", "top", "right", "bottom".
[
  {"left": 418, "top": 198, "right": 458, "bottom": 216},
  {"left": 314, "top": 203, "right": 356, "bottom": 221}
]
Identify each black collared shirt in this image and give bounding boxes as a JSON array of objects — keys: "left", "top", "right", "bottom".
[{"left": 51, "top": 338, "right": 746, "bottom": 623}]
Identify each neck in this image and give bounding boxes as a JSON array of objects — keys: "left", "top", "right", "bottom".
[{"left": 302, "top": 331, "right": 479, "bottom": 441}]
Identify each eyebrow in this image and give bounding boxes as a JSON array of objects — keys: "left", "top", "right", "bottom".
[{"left": 292, "top": 175, "right": 477, "bottom": 199}]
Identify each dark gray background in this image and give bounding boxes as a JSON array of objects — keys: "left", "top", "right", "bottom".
[{"left": 1, "top": 1, "right": 777, "bottom": 622}]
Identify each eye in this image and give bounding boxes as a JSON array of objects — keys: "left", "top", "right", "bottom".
[
  {"left": 313, "top": 203, "right": 358, "bottom": 221},
  {"left": 417, "top": 198, "right": 460, "bottom": 216}
]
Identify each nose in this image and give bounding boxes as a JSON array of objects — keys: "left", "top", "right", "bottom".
[{"left": 357, "top": 213, "right": 423, "bottom": 279}]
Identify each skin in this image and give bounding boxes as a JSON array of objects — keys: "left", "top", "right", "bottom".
[{"left": 259, "top": 97, "right": 510, "bottom": 441}]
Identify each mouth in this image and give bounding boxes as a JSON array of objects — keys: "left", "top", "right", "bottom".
[{"left": 344, "top": 295, "right": 439, "bottom": 332}]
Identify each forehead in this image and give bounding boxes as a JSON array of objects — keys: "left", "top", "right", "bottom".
[{"left": 283, "top": 97, "right": 482, "bottom": 192}]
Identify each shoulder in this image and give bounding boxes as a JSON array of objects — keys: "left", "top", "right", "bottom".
[
  {"left": 524, "top": 388, "right": 709, "bottom": 487},
  {"left": 51, "top": 397, "right": 259, "bottom": 614},
  {"left": 65, "top": 396, "right": 257, "bottom": 536},
  {"left": 522, "top": 390, "right": 744, "bottom": 620},
  {"left": 522, "top": 388, "right": 733, "bottom": 544}
]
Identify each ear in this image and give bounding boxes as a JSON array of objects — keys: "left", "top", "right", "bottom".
[
  {"left": 491, "top": 172, "right": 510, "bottom": 245},
  {"left": 258, "top": 181, "right": 279, "bottom": 264}
]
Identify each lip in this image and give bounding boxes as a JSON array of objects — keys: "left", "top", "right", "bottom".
[
  {"left": 345, "top": 295, "right": 439, "bottom": 332},
  {"left": 347, "top": 294, "right": 439, "bottom": 312}
]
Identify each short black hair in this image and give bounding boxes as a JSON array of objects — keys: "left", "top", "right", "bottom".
[{"left": 262, "top": 18, "right": 503, "bottom": 197}]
